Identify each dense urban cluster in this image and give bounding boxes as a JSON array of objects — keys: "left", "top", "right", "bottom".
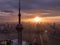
[{"left": 0, "top": 22, "right": 60, "bottom": 45}]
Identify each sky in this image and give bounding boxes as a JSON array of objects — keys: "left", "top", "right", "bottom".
[{"left": 0, "top": 0, "right": 60, "bottom": 23}]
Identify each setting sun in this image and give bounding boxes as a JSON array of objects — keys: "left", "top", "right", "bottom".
[{"left": 33, "top": 17, "right": 42, "bottom": 22}]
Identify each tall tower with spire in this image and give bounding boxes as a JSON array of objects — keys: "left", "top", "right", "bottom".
[{"left": 16, "top": 0, "right": 23, "bottom": 45}]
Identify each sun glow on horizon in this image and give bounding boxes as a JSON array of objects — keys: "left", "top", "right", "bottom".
[{"left": 33, "top": 17, "right": 42, "bottom": 22}]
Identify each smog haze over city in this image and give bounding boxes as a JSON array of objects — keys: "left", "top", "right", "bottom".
[{"left": 0, "top": 0, "right": 60, "bottom": 45}]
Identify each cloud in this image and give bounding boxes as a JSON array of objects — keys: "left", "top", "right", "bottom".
[
  {"left": 0, "top": 0, "right": 18, "bottom": 11},
  {"left": 1, "top": 10, "right": 13, "bottom": 13},
  {"left": 21, "top": 9, "right": 60, "bottom": 18},
  {"left": 0, "top": 0, "right": 60, "bottom": 12},
  {"left": 0, "top": 0, "right": 60, "bottom": 11},
  {"left": 21, "top": 0, "right": 60, "bottom": 10},
  {"left": 0, "top": 0, "right": 60, "bottom": 18}
]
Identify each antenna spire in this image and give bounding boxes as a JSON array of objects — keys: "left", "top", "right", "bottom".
[{"left": 18, "top": 0, "right": 21, "bottom": 24}]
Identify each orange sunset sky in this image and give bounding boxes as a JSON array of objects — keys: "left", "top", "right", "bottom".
[{"left": 0, "top": 0, "right": 60, "bottom": 23}]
